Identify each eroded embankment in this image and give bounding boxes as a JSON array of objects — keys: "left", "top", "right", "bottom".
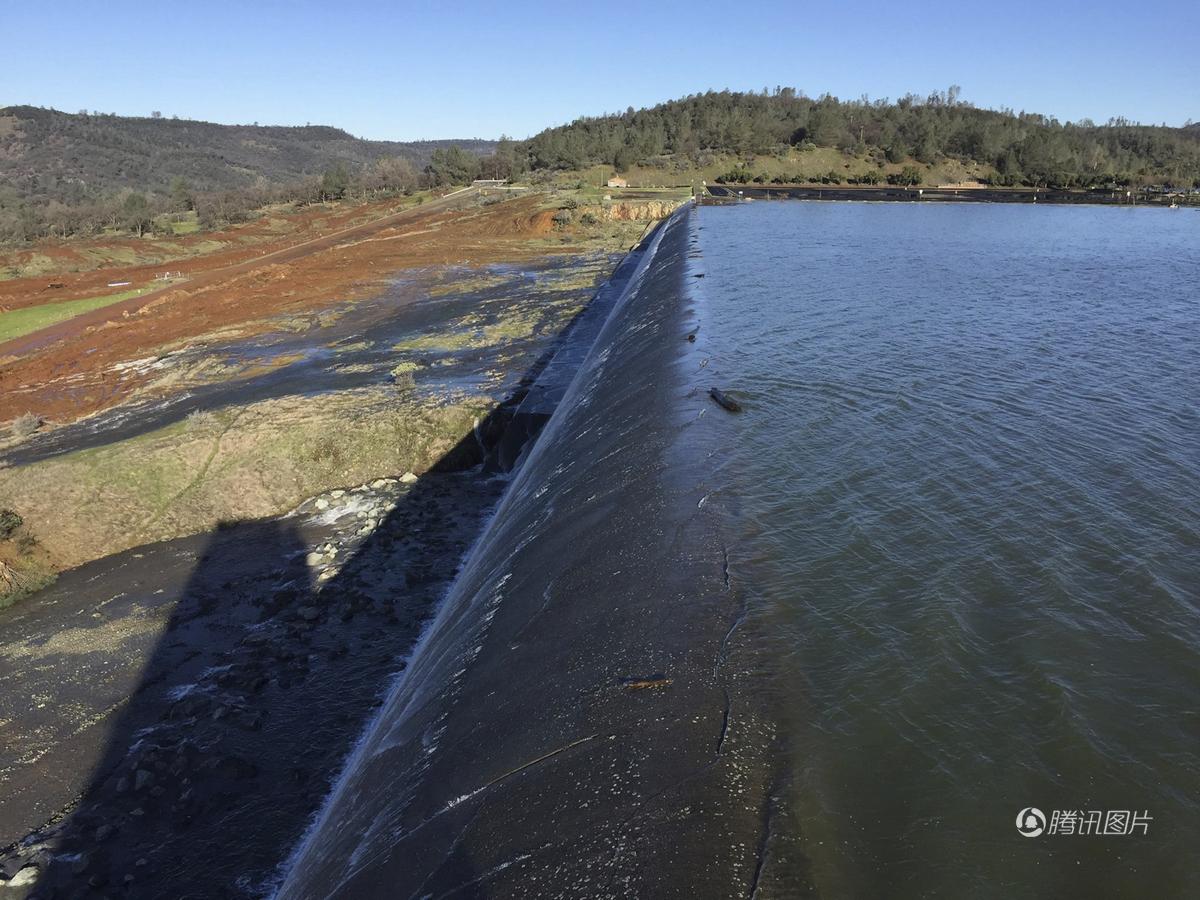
[{"left": 278, "top": 205, "right": 807, "bottom": 897}]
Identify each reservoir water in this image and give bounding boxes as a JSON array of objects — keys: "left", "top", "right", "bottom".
[{"left": 693, "top": 202, "right": 1199, "bottom": 896}]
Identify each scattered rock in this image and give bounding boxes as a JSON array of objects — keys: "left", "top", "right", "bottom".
[
  {"left": 6, "top": 865, "right": 38, "bottom": 887},
  {"left": 400, "top": 472, "right": 419, "bottom": 484},
  {"left": 134, "top": 769, "right": 155, "bottom": 792},
  {"left": 297, "top": 606, "right": 320, "bottom": 622},
  {"left": 371, "top": 478, "right": 395, "bottom": 489},
  {"left": 314, "top": 498, "right": 330, "bottom": 510},
  {"left": 330, "top": 489, "right": 346, "bottom": 499},
  {"left": 94, "top": 823, "right": 114, "bottom": 842},
  {"left": 305, "top": 552, "right": 324, "bottom": 567}
]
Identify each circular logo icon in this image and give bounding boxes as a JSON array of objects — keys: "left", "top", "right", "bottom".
[{"left": 1016, "top": 807, "right": 1046, "bottom": 837}]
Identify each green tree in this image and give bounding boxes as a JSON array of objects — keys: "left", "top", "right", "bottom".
[
  {"left": 613, "top": 145, "right": 638, "bottom": 172},
  {"left": 122, "top": 192, "right": 153, "bottom": 236},
  {"left": 169, "top": 177, "right": 194, "bottom": 211},
  {"left": 319, "top": 163, "right": 350, "bottom": 201},
  {"left": 889, "top": 165, "right": 923, "bottom": 187},
  {"left": 426, "top": 146, "right": 481, "bottom": 186}
]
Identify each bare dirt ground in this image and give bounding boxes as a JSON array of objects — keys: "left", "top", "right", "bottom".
[
  {"left": 0, "top": 194, "right": 427, "bottom": 306},
  {"left": 0, "top": 193, "right": 582, "bottom": 425}
]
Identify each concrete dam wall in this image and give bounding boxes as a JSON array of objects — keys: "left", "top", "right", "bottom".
[{"left": 278, "top": 204, "right": 799, "bottom": 898}]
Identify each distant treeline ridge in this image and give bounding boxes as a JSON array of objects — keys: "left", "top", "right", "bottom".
[{"left": 2, "top": 88, "right": 1198, "bottom": 244}]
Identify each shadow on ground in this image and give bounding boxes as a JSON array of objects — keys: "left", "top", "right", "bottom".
[{"left": 0, "top": 319, "right": 577, "bottom": 897}]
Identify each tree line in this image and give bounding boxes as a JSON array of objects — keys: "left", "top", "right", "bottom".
[
  {"left": 0, "top": 105, "right": 498, "bottom": 245},
  {"left": 4, "top": 154, "right": 455, "bottom": 244},
  {"left": 5, "top": 89, "right": 1199, "bottom": 245},
  {"left": 518, "top": 87, "right": 1200, "bottom": 189},
  {"left": 0, "top": 140, "right": 531, "bottom": 245}
]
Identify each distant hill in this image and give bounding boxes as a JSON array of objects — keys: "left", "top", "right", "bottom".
[
  {"left": 521, "top": 89, "right": 1200, "bottom": 189},
  {"left": 0, "top": 106, "right": 495, "bottom": 203}
]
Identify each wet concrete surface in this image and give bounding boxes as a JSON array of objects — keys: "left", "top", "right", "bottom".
[{"left": 279, "top": 205, "right": 810, "bottom": 897}]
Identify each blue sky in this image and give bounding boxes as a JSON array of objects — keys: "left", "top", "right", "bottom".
[{"left": 3, "top": 1, "right": 1196, "bottom": 140}]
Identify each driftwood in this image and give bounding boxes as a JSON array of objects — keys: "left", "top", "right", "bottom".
[{"left": 709, "top": 387, "right": 742, "bottom": 412}]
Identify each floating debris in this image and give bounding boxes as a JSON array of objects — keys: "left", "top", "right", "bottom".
[
  {"left": 621, "top": 673, "right": 673, "bottom": 691},
  {"left": 709, "top": 388, "right": 742, "bottom": 412}
]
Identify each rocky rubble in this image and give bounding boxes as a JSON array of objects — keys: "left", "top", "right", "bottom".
[{"left": 0, "top": 467, "right": 507, "bottom": 898}]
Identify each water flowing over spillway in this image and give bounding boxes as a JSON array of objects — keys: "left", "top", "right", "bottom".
[
  {"left": 278, "top": 205, "right": 796, "bottom": 897},
  {"left": 280, "top": 200, "right": 1200, "bottom": 898}
]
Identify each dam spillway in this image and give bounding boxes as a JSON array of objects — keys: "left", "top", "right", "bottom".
[{"left": 277, "top": 204, "right": 793, "bottom": 897}]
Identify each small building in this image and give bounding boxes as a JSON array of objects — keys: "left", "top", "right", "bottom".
[{"left": 607, "top": 175, "right": 628, "bottom": 189}]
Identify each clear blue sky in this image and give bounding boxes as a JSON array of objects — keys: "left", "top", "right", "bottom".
[{"left": 4, "top": 0, "right": 1196, "bottom": 140}]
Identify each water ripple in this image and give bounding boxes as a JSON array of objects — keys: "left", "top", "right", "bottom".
[{"left": 696, "top": 201, "right": 1200, "bottom": 897}]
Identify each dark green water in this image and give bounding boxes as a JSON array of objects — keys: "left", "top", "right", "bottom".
[{"left": 693, "top": 202, "right": 1199, "bottom": 897}]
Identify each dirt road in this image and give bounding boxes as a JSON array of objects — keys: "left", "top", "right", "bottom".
[
  {"left": 0, "top": 188, "right": 477, "bottom": 360},
  {"left": 0, "top": 191, "right": 569, "bottom": 424}
]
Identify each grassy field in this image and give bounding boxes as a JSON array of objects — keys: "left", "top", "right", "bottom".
[{"left": 0, "top": 287, "right": 144, "bottom": 342}]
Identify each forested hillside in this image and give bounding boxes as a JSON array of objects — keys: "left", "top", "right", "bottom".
[
  {"left": 0, "top": 106, "right": 494, "bottom": 242},
  {"left": 0, "top": 106, "right": 493, "bottom": 198},
  {"left": 4, "top": 90, "right": 1198, "bottom": 246},
  {"left": 521, "top": 88, "right": 1200, "bottom": 189}
]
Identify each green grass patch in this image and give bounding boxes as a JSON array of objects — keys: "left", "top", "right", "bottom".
[
  {"left": 170, "top": 213, "right": 200, "bottom": 235},
  {"left": 0, "top": 287, "right": 143, "bottom": 342}
]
